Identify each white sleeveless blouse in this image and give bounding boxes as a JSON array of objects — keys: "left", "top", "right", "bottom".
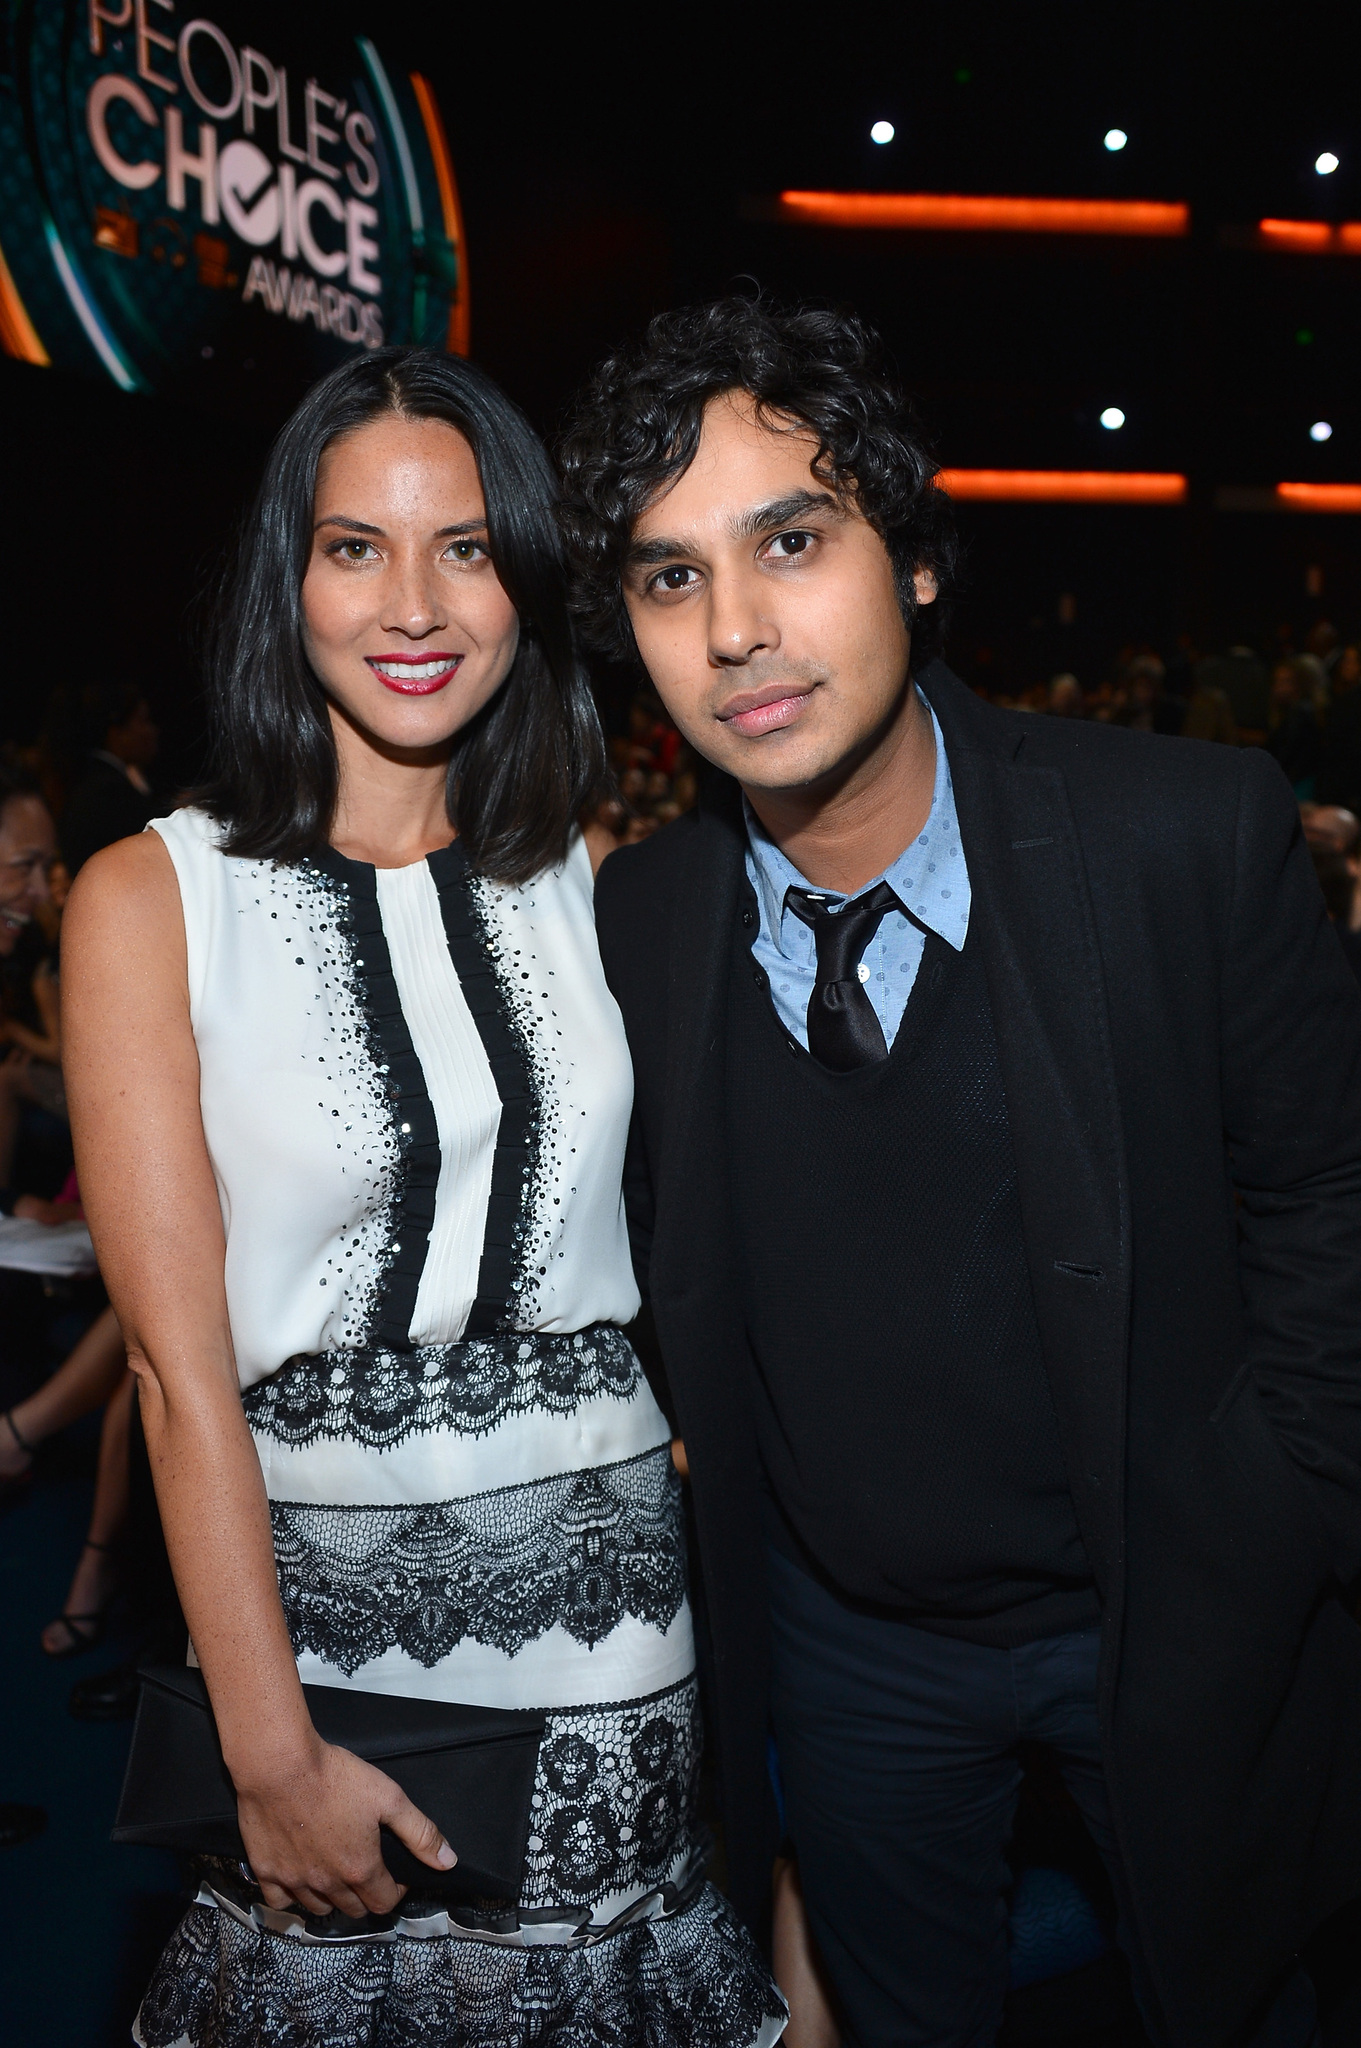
[
  {"left": 154, "top": 807, "right": 640, "bottom": 1382},
  {"left": 151, "top": 807, "right": 692, "bottom": 1718}
]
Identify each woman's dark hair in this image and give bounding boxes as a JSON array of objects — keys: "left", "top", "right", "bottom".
[
  {"left": 557, "top": 296, "right": 958, "bottom": 669},
  {"left": 200, "top": 347, "right": 606, "bottom": 882}
]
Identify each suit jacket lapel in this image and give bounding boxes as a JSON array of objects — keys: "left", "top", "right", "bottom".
[{"left": 923, "top": 667, "right": 1132, "bottom": 1605}]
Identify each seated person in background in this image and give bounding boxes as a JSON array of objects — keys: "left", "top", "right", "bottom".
[
  {"left": 0, "top": 769, "right": 61, "bottom": 1213},
  {"left": 0, "top": 1302, "right": 131, "bottom": 1655},
  {"left": 1316, "top": 643, "right": 1361, "bottom": 814},
  {"left": 56, "top": 682, "right": 159, "bottom": 878},
  {"left": 1299, "top": 801, "right": 1360, "bottom": 858},
  {"left": 1266, "top": 659, "right": 1321, "bottom": 799},
  {"left": 0, "top": 853, "right": 68, "bottom": 1194}
]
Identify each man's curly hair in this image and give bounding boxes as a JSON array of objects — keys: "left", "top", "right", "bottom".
[{"left": 556, "top": 296, "right": 958, "bottom": 668}]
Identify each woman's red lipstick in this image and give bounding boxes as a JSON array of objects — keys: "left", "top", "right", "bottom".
[{"left": 365, "top": 653, "right": 462, "bottom": 695}]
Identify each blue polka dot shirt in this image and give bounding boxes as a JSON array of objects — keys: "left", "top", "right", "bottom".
[{"left": 743, "top": 695, "right": 972, "bottom": 1052}]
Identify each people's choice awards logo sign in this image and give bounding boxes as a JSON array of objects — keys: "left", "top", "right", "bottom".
[{"left": 0, "top": 2, "right": 467, "bottom": 401}]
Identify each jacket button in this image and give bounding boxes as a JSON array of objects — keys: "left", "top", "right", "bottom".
[
  {"left": 752, "top": 969, "right": 767, "bottom": 991},
  {"left": 741, "top": 908, "right": 755, "bottom": 928}
]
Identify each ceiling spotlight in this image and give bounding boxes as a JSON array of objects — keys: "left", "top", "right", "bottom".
[
  {"left": 1100, "top": 407, "right": 1126, "bottom": 430},
  {"left": 1104, "top": 129, "right": 1128, "bottom": 152},
  {"left": 1316, "top": 151, "right": 1340, "bottom": 175},
  {"left": 1310, "top": 420, "right": 1334, "bottom": 441},
  {"left": 870, "top": 120, "right": 895, "bottom": 145}
]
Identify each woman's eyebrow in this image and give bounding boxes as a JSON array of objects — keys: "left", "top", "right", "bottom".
[
  {"left": 314, "top": 514, "right": 384, "bottom": 535},
  {"left": 313, "top": 516, "right": 490, "bottom": 538}
]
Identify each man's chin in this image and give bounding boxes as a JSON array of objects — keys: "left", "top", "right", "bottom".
[{"left": 712, "top": 735, "right": 843, "bottom": 795}]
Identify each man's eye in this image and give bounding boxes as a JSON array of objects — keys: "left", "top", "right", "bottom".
[
  {"left": 652, "top": 565, "right": 697, "bottom": 592},
  {"left": 767, "top": 530, "right": 812, "bottom": 558}
]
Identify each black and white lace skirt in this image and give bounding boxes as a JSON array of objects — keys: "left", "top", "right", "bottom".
[
  {"left": 136, "top": 1332, "right": 785, "bottom": 2045},
  {"left": 133, "top": 1678, "right": 785, "bottom": 2046},
  {"left": 135, "top": 1880, "right": 786, "bottom": 2048}
]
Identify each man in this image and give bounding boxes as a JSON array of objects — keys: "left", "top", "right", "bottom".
[
  {"left": 558, "top": 299, "right": 1361, "bottom": 2048},
  {"left": 57, "top": 682, "right": 159, "bottom": 877}
]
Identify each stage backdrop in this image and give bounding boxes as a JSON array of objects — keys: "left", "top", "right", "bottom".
[{"left": 0, "top": 1, "right": 467, "bottom": 410}]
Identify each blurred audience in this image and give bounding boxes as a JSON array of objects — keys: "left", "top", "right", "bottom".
[
  {"left": 1266, "top": 659, "right": 1320, "bottom": 798},
  {"left": 583, "top": 689, "right": 700, "bottom": 868},
  {"left": 46, "top": 681, "right": 160, "bottom": 877}
]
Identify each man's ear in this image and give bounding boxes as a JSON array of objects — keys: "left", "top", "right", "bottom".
[{"left": 913, "top": 567, "right": 939, "bottom": 605}]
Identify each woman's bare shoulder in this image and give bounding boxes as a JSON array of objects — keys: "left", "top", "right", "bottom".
[{"left": 63, "top": 830, "right": 184, "bottom": 960}]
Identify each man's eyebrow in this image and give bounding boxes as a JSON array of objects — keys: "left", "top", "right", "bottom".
[
  {"left": 625, "top": 490, "right": 844, "bottom": 570},
  {"left": 729, "top": 489, "right": 843, "bottom": 540}
]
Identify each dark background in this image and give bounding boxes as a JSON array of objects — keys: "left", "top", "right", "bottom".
[{"left": 5, "top": 0, "right": 1361, "bottom": 774}]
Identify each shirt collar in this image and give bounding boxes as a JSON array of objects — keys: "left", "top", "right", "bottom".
[{"left": 742, "top": 694, "right": 970, "bottom": 952}]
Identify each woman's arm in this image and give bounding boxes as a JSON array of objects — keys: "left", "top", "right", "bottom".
[{"left": 62, "top": 833, "right": 455, "bottom": 1918}]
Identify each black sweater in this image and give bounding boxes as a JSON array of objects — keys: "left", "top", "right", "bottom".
[{"left": 727, "top": 910, "right": 1098, "bottom": 1645}]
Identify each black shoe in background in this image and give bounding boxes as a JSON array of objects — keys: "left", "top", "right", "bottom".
[{"left": 0, "top": 1801, "right": 47, "bottom": 1847}]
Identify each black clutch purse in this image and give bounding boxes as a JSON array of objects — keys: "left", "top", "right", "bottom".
[{"left": 113, "top": 1665, "right": 545, "bottom": 1900}]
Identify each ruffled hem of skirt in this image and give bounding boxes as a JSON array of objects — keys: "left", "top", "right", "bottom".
[{"left": 133, "top": 1881, "right": 787, "bottom": 2048}]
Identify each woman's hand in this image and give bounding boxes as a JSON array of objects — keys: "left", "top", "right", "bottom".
[{"left": 235, "top": 1735, "right": 456, "bottom": 1919}]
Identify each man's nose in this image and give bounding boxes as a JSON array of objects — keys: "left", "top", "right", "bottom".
[{"left": 707, "top": 569, "right": 777, "bottom": 668}]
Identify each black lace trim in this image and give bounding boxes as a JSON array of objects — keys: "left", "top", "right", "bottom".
[
  {"left": 312, "top": 851, "right": 440, "bottom": 1353},
  {"left": 243, "top": 1326, "right": 642, "bottom": 1450},
  {"left": 523, "top": 1678, "right": 701, "bottom": 1907},
  {"left": 427, "top": 843, "right": 539, "bottom": 1335},
  {"left": 273, "top": 1447, "right": 685, "bottom": 1673},
  {"left": 137, "top": 1885, "right": 787, "bottom": 2048}
]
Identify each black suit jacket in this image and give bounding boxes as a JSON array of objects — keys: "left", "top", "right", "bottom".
[
  {"left": 59, "top": 755, "right": 157, "bottom": 877},
  {"left": 595, "top": 661, "right": 1361, "bottom": 2046}
]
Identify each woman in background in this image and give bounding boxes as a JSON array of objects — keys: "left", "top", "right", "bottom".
[{"left": 64, "top": 347, "right": 784, "bottom": 2048}]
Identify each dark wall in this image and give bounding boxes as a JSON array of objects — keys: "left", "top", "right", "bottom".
[
  {"left": 4, "top": 0, "right": 1361, "bottom": 762},
  {"left": 0, "top": 357, "right": 271, "bottom": 779}
]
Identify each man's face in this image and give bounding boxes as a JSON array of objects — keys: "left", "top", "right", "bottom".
[
  {"left": 107, "top": 699, "right": 159, "bottom": 769},
  {"left": 622, "top": 392, "right": 934, "bottom": 793}
]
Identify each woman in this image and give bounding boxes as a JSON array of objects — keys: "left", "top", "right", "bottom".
[{"left": 64, "top": 348, "right": 785, "bottom": 2047}]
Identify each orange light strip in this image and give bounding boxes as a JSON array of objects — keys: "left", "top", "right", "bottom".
[
  {"left": 0, "top": 232, "right": 49, "bottom": 366},
  {"left": 1276, "top": 483, "right": 1361, "bottom": 512},
  {"left": 777, "top": 192, "right": 1189, "bottom": 236},
  {"left": 1258, "top": 219, "right": 1361, "bottom": 252},
  {"left": 938, "top": 469, "right": 1187, "bottom": 504},
  {"left": 410, "top": 71, "right": 470, "bottom": 356}
]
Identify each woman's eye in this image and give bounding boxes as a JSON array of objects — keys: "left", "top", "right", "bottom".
[
  {"left": 653, "top": 565, "right": 697, "bottom": 593},
  {"left": 333, "top": 539, "right": 376, "bottom": 562},
  {"left": 767, "top": 530, "right": 813, "bottom": 559},
  {"left": 446, "top": 539, "right": 485, "bottom": 562}
]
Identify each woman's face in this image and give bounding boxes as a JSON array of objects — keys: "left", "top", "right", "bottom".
[
  {"left": 300, "top": 412, "right": 520, "bottom": 758},
  {"left": 0, "top": 796, "right": 55, "bottom": 957}
]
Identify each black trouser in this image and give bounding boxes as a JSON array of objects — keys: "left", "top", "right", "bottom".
[{"left": 767, "top": 1546, "right": 1319, "bottom": 2048}]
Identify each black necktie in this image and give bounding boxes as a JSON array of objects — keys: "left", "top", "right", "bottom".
[{"left": 785, "top": 880, "right": 902, "bottom": 1071}]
